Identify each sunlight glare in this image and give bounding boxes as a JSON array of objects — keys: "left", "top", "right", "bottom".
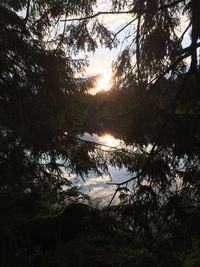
[
  {"left": 96, "top": 72, "right": 113, "bottom": 92},
  {"left": 100, "top": 134, "right": 121, "bottom": 148},
  {"left": 102, "top": 134, "right": 114, "bottom": 146}
]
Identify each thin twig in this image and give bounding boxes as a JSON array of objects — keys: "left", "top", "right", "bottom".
[
  {"left": 108, "top": 18, "right": 137, "bottom": 47},
  {"left": 60, "top": 0, "right": 184, "bottom": 22},
  {"left": 61, "top": 11, "right": 135, "bottom": 22},
  {"left": 108, "top": 185, "right": 120, "bottom": 207},
  {"left": 21, "top": 0, "right": 31, "bottom": 39},
  {"left": 66, "top": 134, "right": 136, "bottom": 157}
]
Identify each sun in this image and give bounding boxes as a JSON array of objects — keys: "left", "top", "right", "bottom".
[
  {"left": 99, "top": 134, "right": 122, "bottom": 148},
  {"left": 96, "top": 72, "right": 113, "bottom": 92},
  {"left": 103, "top": 134, "right": 114, "bottom": 146}
]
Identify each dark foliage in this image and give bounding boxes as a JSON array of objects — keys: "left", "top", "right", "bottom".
[{"left": 1, "top": 0, "right": 200, "bottom": 266}]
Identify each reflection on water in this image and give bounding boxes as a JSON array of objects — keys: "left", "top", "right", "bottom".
[
  {"left": 99, "top": 134, "right": 122, "bottom": 147},
  {"left": 79, "top": 132, "right": 123, "bottom": 148},
  {"left": 77, "top": 165, "right": 131, "bottom": 206},
  {"left": 76, "top": 132, "right": 131, "bottom": 204}
]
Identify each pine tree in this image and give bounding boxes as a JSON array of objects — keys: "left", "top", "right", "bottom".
[
  {"left": 0, "top": 0, "right": 116, "bottom": 227},
  {"left": 1, "top": 0, "right": 200, "bottom": 266}
]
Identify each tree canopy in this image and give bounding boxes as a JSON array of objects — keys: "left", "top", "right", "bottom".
[{"left": 1, "top": 0, "right": 200, "bottom": 266}]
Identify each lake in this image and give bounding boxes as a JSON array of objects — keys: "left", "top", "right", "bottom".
[{"left": 72, "top": 132, "right": 133, "bottom": 205}]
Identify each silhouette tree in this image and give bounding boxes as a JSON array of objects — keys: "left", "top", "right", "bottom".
[
  {"left": 1, "top": 0, "right": 200, "bottom": 266},
  {"left": 0, "top": 1, "right": 121, "bottom": 265},
  {"left": 0, "top": 0, "right": 117, "bottom": 236},
  {"left": 83, "top": 1, "right": 200, "bottom": 262}
]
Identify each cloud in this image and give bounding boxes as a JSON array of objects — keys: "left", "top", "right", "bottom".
[
  {"left": 84, "top": 175, "right": 111, "bottom": 186},
  {"left": 87, "top": 185, "right": 120, "bottom": 205},
  {"left": 79, "top": 132, "right": 102, "bottom": 143}
]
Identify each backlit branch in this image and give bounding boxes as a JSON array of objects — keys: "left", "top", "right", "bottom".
[
  {"left": 61, "top": 10, "right": 135, "bottom": 22},
  {"left": 108, "top": 18, "right": 137, "bottom": 46},
  {"left": 60, "top": 0, "right": 184, "bottom": 22}
]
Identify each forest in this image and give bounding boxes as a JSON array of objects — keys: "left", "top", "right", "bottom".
[{"left": 1, "top": 0, "right": 200, "bottom": 266}]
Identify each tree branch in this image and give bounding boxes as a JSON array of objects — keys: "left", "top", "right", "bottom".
[
  {"left": 21, "top": 0, "right": 31, "bottom": 39},
  {"left": 60, "top": 0, "right": 185, "bottom": 22},
  {"left": 108, "top": 18, "right": 137, "bottom": 46},
  {"left": 136, "top": 15, "right": 141, "bottom": 85},
  {"left": 61, "top": 10, "right": 135, "bottom": 22},
  {"left": 24, "top": 0, "right": 31, "bottom": 27}
]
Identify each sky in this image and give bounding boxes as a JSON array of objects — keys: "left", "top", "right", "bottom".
[
  {"left": 85, "top": 0, "right": 133, "bottom": 77},
  {"left": 80, "top": 0, "right": 135, "bottom": 94},
  {"left": 83, "top": 0, "right": 191, "bottom": 94}
]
